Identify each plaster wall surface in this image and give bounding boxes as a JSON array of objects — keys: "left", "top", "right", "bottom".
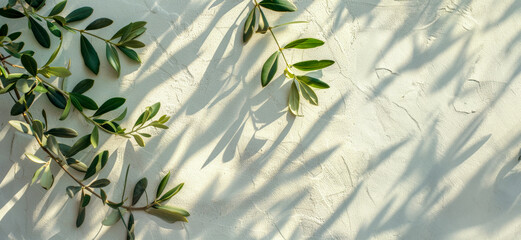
[{"left": 1, "top": 0, "right": 521, "bottom": 239}]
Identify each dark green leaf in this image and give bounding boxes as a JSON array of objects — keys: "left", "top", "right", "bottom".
[
  {"left": 66, "top": 186, "right": 81, "bottom": 198},
  {"left": 21, "top": 54, "right": 38, "bottom": 76},
  {"left": 93, "top": 97, "right": 125, "bottom": 117},
  {"left": 44, "top": 38, "right": 62, "bottom": 66},
  {"left": 80, "top": 35, "right": 100, "bottom": 74},
  {"left": 76, "top": 206, "right": 85, "bottom": 227},
  {"left": 296, "top": 75, "right": 330, "bottom": 89},
  {"left": 293, "top": 60, "right": 335, "bottom": 71},
  {"left": 0, "top": 24, "right": 7, "bottom": 36},
  {"left": 120, "top": 40, "right": 145, "bottom": 48},
  {"left": 89, "top": 178, "right": 110, "bottom": 188},
  {"left": 284, "top": 38, "right": 324, "bottom": 49},
  {"left": 261, "top": 51, "right": 280, "bottom": 87},
  {"left": 100, "top": 189, "right": 107, "bottom": 205},
  {"left": 45, "top": 127, "right": 78, "bottom": 138},
  {"left": 81, "top": 194, "right": 91, "bottom": 207},
  {"left": 259, "top": 0, "right": 297, "bottom": 12},
  {"left": 93, "top": 119, "right": 120, "bottom": 133},
  {"left": 112, "top": 108, "right": 127, "bottom": 122},
  {"left": 107, "top": 201, "right": 124, "bottom": 209},
  {"left": 117, "top": 46, "right": 141, "bottom": 63},
  {"left": 288, "top": 80, "right": 300, "bottom": 115},
  {"left": 243, "top": 7, "right": 256, "bottom": 43},
  {"left": 85, "top": 18, "right": 113, "bottom": 30},
  {"left": 65, "top": 7, "right": 93, "bottom": 23},
  {"left": 49, "top": 0, "right": 67, "bottom": 16},
  {"left": 0, "top": 8, "right": 25, "bottom": 18},
  {"left": 83, "top": 150, "right": 108, "bottom": 180},
  {"left": 70, "top": 93, "right": 83, "bottom": 111},
  {"left": 32, "top": 120, "right": 44, "bottom": 139},
  {"left": 65, "top": 135, "right": 92, "bottom": 157},
  {"left": 25, "top": 0, "right": 45, "bottom": 9},
  {"left": 28, "top": 17, "right": 51, "bottom": 48},
  {"left": 46, "top": 136, "right": 60, "bottom": 156},
  {"left": 127, "top": 213, "right": 135, "bottom": 240},
  {"left": 8, "top": 32, "right": 21, "bottom": 41},
  {"left": 106, "top": 43, "right": 121, "bottom": 77},
  {"left": 72, "top": 79, "right": 95, "bottom": 94},
  {"left": 70, "top": 92, "right": 98, "bottom": 110},
  {"left": 45, "top": 86, "right": 67, "bottom": 109},
  {"left": 132, "top": 177, "right": 148, "bottom": 206},
  {"left": 159, "top": 183, "right": 184, "bottom": 202},
  {"left": 156, "top": 171, "right": 170, "bottom": 198},
  {"left": 67, "top": 158, "right": 88, "bottom": 172},
  {"left": 111, "top": 21, "right": 146, "bottom": 40}
]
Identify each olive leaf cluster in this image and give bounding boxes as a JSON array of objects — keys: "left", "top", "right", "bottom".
[
  {"left": 1, "top": 0, "right": 189, "bottom": 238},
  {"left": 243, "top": 0, "right": 335, "bottom": 116}
]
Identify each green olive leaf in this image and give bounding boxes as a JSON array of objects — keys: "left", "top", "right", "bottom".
[
  {"left": 49, "top": 0, "right": 67, "bottom": 16},
  {"left": 132, "top": 177, "right": 148, "bottom": 206},
  {"left": 93, "top": 97, "right": 125, "bottom": 117},
  {"left": 295, "top": 75, "right": 330, "bottom": 89},
  {"left": 288, "top": 80, "right": 300, "bottom": 116},
  {"left": 31, "top": 165, "right": 45, "bottom": 184},
  {"left": 9, "top": 120, "right": 33, "bottom": 135},
  {"left": 66, "top": 186, "right": 82, "bottom": 198},
  {"left": 259, "top": 0, "right": 297, "bottom": 12},
  {"left": 65, "top": 135, "right": 92, "bottom": 158},
  {"left": 0, "top": 8, "right": 25, "bottom": 18},
  {"left": 66, "top": 158, "right": 88, "bottom": 172},
  {"left": 243, "top": 7, "right": 256, "bottom": 43},
  {"left": 26, "top": 153, "right": 46, "bottom": 164},
  {"left": 106, "top": 43, "right": 121, "bottom": 77},
  {"left": 293, "top": 60, "right": 335, "bottom": 71},
  {"left": 261, "top": 51, "right": 280, "bottom": 87},
  {"left": 83, "top": 150, "right": 108, "bottom": 180},
  {"left": 45, "top": 127, "right": 78, "bottom": 138},
  {"left": 65, "top": 7, "right": 93, "bottom": 23},
  {"left": 298, "top": 81, "right": 318, "bottom": 105},
  {"left": 70, "top": 92, "right": 99, "bottom": 110},
  {"left": 40, "top": 164, "right": 54, "bottom": 190},
  {"left": 145, "top": 205, "right": 189, "bottom": 223},
  {"left": 72, "top": 79, "right": 95, "bottom": 94},
  {"left": 156, "top": 171, "right": 170, "bottom": 198},
  {"left": 80, "top": 35, "right": 100, "bottom": 74},
  {"left": 28, "top": 16, "right": 51, "bottom": 48},
  {"left": 91, "top": 127, "right": 99, "bottom": 148},
  {"left": 283, "top": 38, "right": 324, "bottom": 49},
  {"left": 59, "top": 98, "right": 72, "bottom": 120},
  {"left": 158, "top": 183, "right": 184, "bottom": 202},
  {"left": 256, "top": 8, "right": 269, "bottom": 34},
  {"left": 89, "top": 178, "right": 110, "bottom": 188},
  {"left": 117, "top": 46, "right": 141, "bottom": 63},
  {"left": 102, "top": 208, "right": 124, "bottom": 226},
  {"left": 21, "top": 54, "right": 38, "bottom": 76},
  {"left": 85, "top": 18, "right": 113, "bottom": 30}
]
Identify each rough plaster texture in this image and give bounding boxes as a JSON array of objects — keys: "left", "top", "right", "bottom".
[{"left": 2, "top": 0, "right": 521, "bottom": 239}]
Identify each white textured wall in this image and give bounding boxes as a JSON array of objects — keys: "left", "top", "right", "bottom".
[{"left": 2, "top": 0, "right": 521, "bottom": 239}]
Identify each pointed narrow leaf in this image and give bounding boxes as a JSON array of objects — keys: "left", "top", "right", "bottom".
[
  {"left": 85, "top": 18, "right": 113, "bottom": 30},
  {"left": 112, "top": 108, "right": 127, "bottom": 122},
  {"left": 72, "top": 79, "right": 95, "bottom": 94},
  {"left": 259, "top": 0, "right": 297, "bottom": 12},
  {"left": 257, "top": 8, "right": 269, "bottom": 34},
  {"left": 76, "top": 206, "right": 85, "bottom": 227},
  {"left": 243, "top": 7, "right": 256, "bottom": 43},
  {"left": 299, "top": 81, "right": 318, "bottom": 105},
  {"left": 26, "top": 153, "right": 46, "bottom": 164},
  {"left": 133, "top": 134, "right": 145, "bottom": 147},
  {"left": 132, "top": 177, "right": 148, "bottom": 206},
  {"left": 32, "top": 165, "right": 45, "bottom": 184},
  {"left": 0, "top": 8, "right": 25, "bottom": 18},
  {"left": 70, "top": 93, "right": 98, "bottom": 110},
  {"left": 156, "top": 172, "right": 171, "bottom": 198},
  {"left": 261, "top": 51, "right": 280, "bottom": 87},
  {"left": 46, "top": 21, "right": 61, "bottom": 38},
  {"left": 28, "top": 17, "right": 51, "bottom": 48},
  {"left": 106, "top": 43, "right": 121, "bottom": 77},
  {"left": 44, "top": 67, "right": 71, "bottom": 77},
  {"left": 80, "top": 35, "right": 100, "bottom": 74},
  {"left": 93, "top": 97, "right": 125, "bottom": 117},
  {"left": 45, "top": 127, "right": 78, "bottom": 138},
  {"left": 284, "top": 38, "right": 324, "bottom": 49},
  {"left": 117, "top": 46, "right": 141, "bottom": 63},
  {"left": 91, "top": 127, "right": 98, "bottom": 148},
  {"left": 83, "top": 150, "right": 108, "bottom": 180},
  {"left": 46, "top": 135, "right": 60, "bottom": 155},
  {"left": 65, "top": 7, "right": 93, "bottom": 23},
  {"left": 100, "top": 189, "right": 107, "bottom": 205},
  {"left": 60, "top": 98, "right": 72, "bottom": 120},
  {"left": 67, "top": 158, "right": 88, "bottom": 172},
  {"left": 288, "top": 80, "right": 300, "bottom": 115},
  {"left": 120, "top": 40, "right": 145, "bottom": 48},
  {"left": 127, "top": 213, "right": 135, "bottom": 240},
  {"left": 45, "top": 87, "right": 67, "bottom": 109},
  {"left": 293, "top": 60, "right": 335, "bottom": 71},
  {"left": 66, "top": 135, "right": 92, "bottom": 157},
  {"left": 49, "top": 0, "right": 67, "bottom": 16},
  {"left": 21, "top": 54, "right": 38, "bottom": 76},
  {"left": 89, "top": 178, "right": 110, "bottom": 188},
  {"left": 296, "top": 75, "right": 330, "bottom": 89},
  {"left": 159, "top": 183, "right": 184, "bottom": 202},
  {"left": 40, "top": 164, "right": 54, "bottom": 190}
]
